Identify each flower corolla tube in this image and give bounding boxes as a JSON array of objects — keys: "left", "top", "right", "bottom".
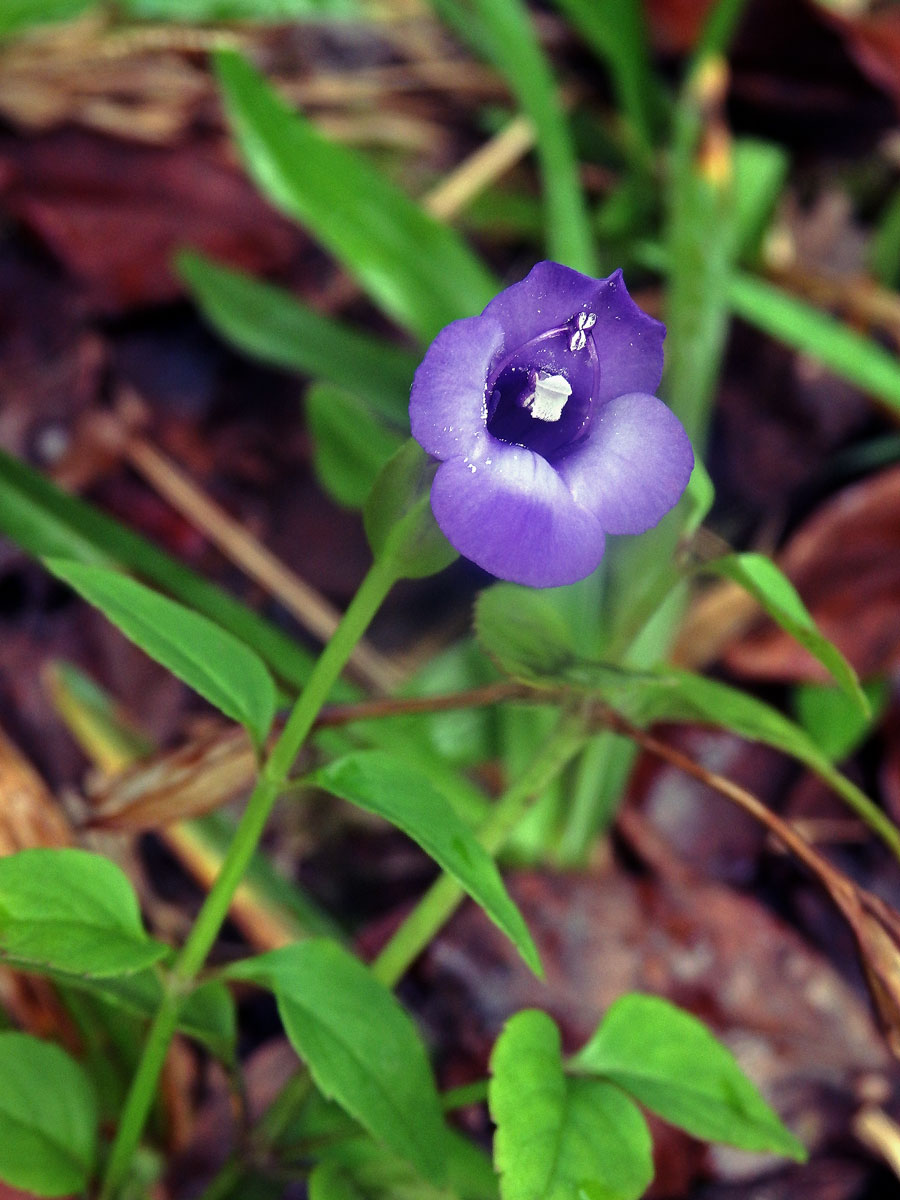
[{"left": 409, "top": 261, "right": 695, "bottom": 588}]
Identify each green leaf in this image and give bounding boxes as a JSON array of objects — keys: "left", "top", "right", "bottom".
[
  {"left": 181, "top": 980, "right": 238, "bottom": 1066},
  {"left": 311, "top": 1128, "right": 498, "bottom": 1200},
  {"left": 0, "top": 446, "right": 316, "bottom": 693},
  {"left": 794, "top": 679, "right": 889, "bottom": 763},
  {"left": 702, "top": 553, "right": 867, "bottom": 713},
  {"left": 123, "top": 0, "right": 358, "bottom": 18},
  {"left": 550, "top": 0, "right": 662, "bottom": 158},
  {"left": 308, "top": 751, "right": 541, "bottom": 975},
  {"left": 0, "top": 1033, "right": 97, "bottom": 1196},
  {"left": 869, "top": 187, "right": 900, "bottom": 289},
  {"left": 364, "top": 440, "right": 457, "bottom": 580},
  {"left": 177, "top": 251, "right": 417, "bottom": 422},
  {"left": 215, "top": 50, "right": 497, "bottom": 341},
  {"left": 474, "top": 608, "right": 900, "bottom": 861},
  {"left": 571, "top": 994, "right": 806, "bottom": 1160},
  {"left": 592, "top": 665, "right": 900, "bottom": 861},
  {"left": 307, "top": 384, "right": 404, "bottom": 509},
  {"left": 489, "top": 1010, "right": 653, "bottom": 1200},
  {"left": 431, "top": 0, "right": 594, "bottom": 272},
  {"left": 728, "top": 270, "right": 900, "bottom": 417},
  {"left": 474, "top": 583, "right": 578, "bottom": 682},
  {"left": 0, "top": 0, "right": 91, "bottom": 39},
  {"left": 36, "top": 966, "right": 236, "bottom": 1061},
  {"left": 664, "top": 80, "right": 738, "bottom": 447},
  {"left": 681, "top": 457, "right": 715, "bottom": 538},
  {"left": 226, "top": 940, "right": 448, "bottom": 1185},
  {"left": 732, "top": 138, "right": 789, "bottom": 261},
  {"left": 0, "top": 848, "right": 167, "bottom": 978},
  {"left": 46, "top": 560, "right": 277, "bottom": 750}
]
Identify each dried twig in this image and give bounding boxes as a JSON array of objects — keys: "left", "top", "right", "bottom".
[
  {"left": 599, "top": 702, "right": 900, "bottom": 1058},
  {"left": 86, "top": 397, "right": 402, "bottom": 695}
]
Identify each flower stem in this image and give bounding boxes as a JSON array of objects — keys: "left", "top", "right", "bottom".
[
  {"left": 190, "top": 705, "right": 587, "bottom": 1200},
  {"left": 99, "top": 554, "right": 400, "bottom": 1199},
  {"left": 371, "top": 709, "right": 588, "bottom": 989}
]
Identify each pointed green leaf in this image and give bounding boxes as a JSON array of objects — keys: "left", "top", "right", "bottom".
[
  {"left": 226, "top": 940, "right": 448, "bottom": 1185},
  {"left": 794, "top": 679, "right": 888, "bottom": 763},
  {"left": 46, "top": 560, "right": 277, "bottom": 749},
  {"left": 364, "top": 440, "right": 457, "bottom": 579},
  {"left": 431, "top": 0, "right": 594, "bottom": 272},
  {"left": 308, "top": 751, "right": 540, "bottom": 975},
  {"left": 307, "top": 384, "right": 404, "bottom": 509},
  {"left": 0, "top": 445, "right": 316, "bottom": 692},
  {"left": 702, "top": 553, "right": 867, "bottom": 714},
  {"left": 490, "top": 1010, "right": 653, "bottom": 1200},
  {"left": 177, "top": 251, "right": 417, "bottom": 421},
  {"left": 728, "top": 270, "right": 900, "bottom": 417},
  {"left": 215, "top": 50, "right": 497, "bottom": 341},
  {"left": 571, "top": 994, "right": 806, "bottom": 1160},
  {"left": 32, "top": 965, "right": 235, "bottom": 1061},
  {"left": 0, "top": 848, "right": 166, "bottom": 978},
  {"left": 682, "top": 458, "right": 714, "bottom": 538},
  {"left": 0, "top": 1033, "right": 97, "bottom": 1196}
]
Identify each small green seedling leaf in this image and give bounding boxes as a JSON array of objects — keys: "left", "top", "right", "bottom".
[
  {"left": 571, "top": 994, "right": 806, "bottom": 1160},
  {"left": 226, "top": 940, "right": 448, "bottom": 1185},
  {"left": 0, "top": 1032, "right": 97, "bottom": 1196},
  {"left": 45, "top": 560, "right": 277, "bottom": 750},
  {"left": 702, "top": 553, "right": 867, "bottom": 714},
  {"left": 308, "top": 751, "right": 541, "bottom": 975},
  {"left": 364, "top": 440, "right": 457, "bottom": 579},
  {"left": 490, "top": 1010, "right": 653, "bottom": 1200},
  {"left": 0, "top": 848, "right": 166, "bottom": 978},
  {"left": 307, "top": 384, "right": 404, "bottom": 509}
]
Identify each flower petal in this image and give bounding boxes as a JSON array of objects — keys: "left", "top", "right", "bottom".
[
  {"left": 409, "top": 314, "right": 503, "bottom": 461},
  {"left": 483, "top": 264, "right": 664, "bottom": 403},
  {"left": 591, "top": 270, "right": 665, "bottom": 404},
  {"left": 430, "top": 441, "right": 606, "bottom": 587},
  {"left": 482, "top": 261, "right": 603, "bottom": 352},
  {"left": 557, "top": 392, "right": 694, "bottom": 535}
]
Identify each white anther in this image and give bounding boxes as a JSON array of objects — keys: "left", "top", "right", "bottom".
[
  {"left": 569, "top": 329, "right": 587, "bottom": 352},
  {"left": 522, "top": 371, "right": 571, "bottom": 422},
  {"left": 577, "top": 311, "right": 597, "bottom": 330}
]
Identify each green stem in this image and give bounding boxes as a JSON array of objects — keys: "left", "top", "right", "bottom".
[
  {"left": 99, "top": 554, "right": 399, "bottom": 1199},
  {"left": 371, "top": 710, "right": 588, "bottom": 989}
]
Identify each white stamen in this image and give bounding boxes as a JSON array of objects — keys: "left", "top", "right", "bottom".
[
  {"left": 522, "top": 371, "right": 571, "bottom": 422},
  {"left": 570, "top": 310, "right": 597, "bottom": 351}
]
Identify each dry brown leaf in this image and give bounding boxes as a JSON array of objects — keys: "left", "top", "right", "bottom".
[
  {"left": 0, "top": 129, "right": 300, "bottom": 311},
  {"left": 0, "top": 726, "right": 71, "bottom": 854},
  {"left": 85, "top": 723, "right": 256, "bottom": 831}
]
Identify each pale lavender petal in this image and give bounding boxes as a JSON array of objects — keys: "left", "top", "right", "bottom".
[
  {"left": 557, "top": 392, "right": 694, "bottom": 535},
  {"left": 409, "top": 314, "right": 502, "bottom": 460},
  {"left": 591, "top": 270, "right": 665, "bottom": 404},
  {"left": 482, "top": 261, "right": 603, "bottom": 352},
  {"left": 430, "top": 441, "right": 606, "bottom": 587}
]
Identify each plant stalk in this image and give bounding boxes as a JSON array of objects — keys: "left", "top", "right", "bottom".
[{"left": 99, "top": 554, "right": 399, "bottom": 1199}]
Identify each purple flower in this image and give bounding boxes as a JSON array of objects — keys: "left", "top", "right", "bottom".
[{"left": 409, "top": 261, "right": 694, "bottom": 587}]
